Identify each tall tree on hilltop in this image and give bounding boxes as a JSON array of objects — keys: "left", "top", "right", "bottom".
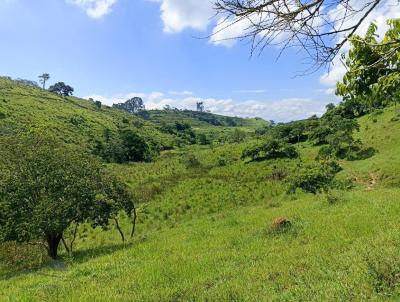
[
  {"left": 113, "top": 97, "right": 145, "bottom": 114},
  {"left": 38, "top": 73, "right": 50, "bottom": 89}
]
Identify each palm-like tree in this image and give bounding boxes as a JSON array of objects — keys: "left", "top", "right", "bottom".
[{"left": 38, "top": 73, "right": 50, "bottom": 89}]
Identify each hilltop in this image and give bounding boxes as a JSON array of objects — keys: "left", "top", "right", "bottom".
[{"left": 140, "top": 108, "right": 268, "bottom": 129}]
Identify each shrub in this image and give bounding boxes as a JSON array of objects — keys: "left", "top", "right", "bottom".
[
  {"left": 182, "top": 154, "right": 201, "bottom": 169},
  {"left": 270, "top": 166, "right": 288, "bottom": 181},
  {"left": 92, "top": 128, "right": 156, "bottom": 163},
  {"left": 287, "top": 161, "right": 342, "bottom": 194},
  {"left": 367, "top": 247, "right": 400, "bottom": 295},
  {"left": 241, "top": 138, "right": 298, "bottom": 161},
  {"left": 216, "top": 157, "right": 227, "bottom": 167}
]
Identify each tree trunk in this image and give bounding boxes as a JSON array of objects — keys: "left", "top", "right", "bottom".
[
  {"left": 114, "top": 218, "right": 125, "bottom": 243},
  {"left": 131, "top": 207, "right": 137, "bottom": 238},
  {"left": 46, "top": 233, "right": 62, "bottom": 259}
]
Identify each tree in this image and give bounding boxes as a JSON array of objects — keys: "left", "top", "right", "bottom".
[
  {"left": 38, "top": 73, "right": 50, "bottom": 89},
  {"left": 48, "top": 82, "right": 74, "bottom": 97},
  {"left": 95, "top": 100, "right": 102, "bottom": 109},
  {"left": 92, "top": 128, "right": 155, "bottom": 163},
  {"left": 336, "top": 20, "right": 400, "bottom": 113},
  {"left": 113, "top": 97, "right": 145, "bottom": 114},
  {"left": 213, "top": 0, "right": 389, "bottom": 69},
  {"left": 0, "top": 135, "right": 135, "bottom": 259},
  {"left": 241, "top": 138, "right": 298, "bottom": 161},
  {"left": 288, "top": 161, "right": 342, "bottom": 194},
  {"left": 309, "top": 113, "right": 359, "bottom": 145}
]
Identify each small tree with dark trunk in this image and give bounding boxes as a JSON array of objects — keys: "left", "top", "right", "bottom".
[{"left": 0, "top": 135, "right": 135, "bottom": 259}]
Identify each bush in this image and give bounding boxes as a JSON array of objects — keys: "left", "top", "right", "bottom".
[
  {"left": 287, "top": 161, "right": 342, "bottom": 194},
  {"left": 241, "top": 138, "right": 298, "bottom": 161},
  {"left": 367, "top": 246, "right": 400, "bottom": 295},
  {"left": 182, "top": 154, "right": 201, "bottom": 169},
  {"left": 216, "top": 157, "right": 227, "bottom": 167},
  {"left": 270, "top": 166, "right": 288, "bottom": 181},
  {"left": 92, "top": 128, "right": 156, "bottom": 163}
]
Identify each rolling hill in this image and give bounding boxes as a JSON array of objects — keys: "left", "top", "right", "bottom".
[{"left": 2, "top": 77, "right": 400, "bottom": 301}]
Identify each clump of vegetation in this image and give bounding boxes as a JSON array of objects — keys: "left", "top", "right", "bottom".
[
  {"left": 48, "top": 82, "right": 74, "bottom": 97},
  {"left": 270, "top": 165, "right": 288, "bottom": 181},
  {"left": 92, "top": 128, "right": 157, "bottom": 163},
  {"left": 241, "top": 138, "right": 298, "bottom": 162},
  {"left": 113, "top": 97, "right": 145, "bottom": 114},
  {"left": 181, "top": 153, "right": 202, "bottom": 169},
  {"left": 367, "top": 246, "right": 400, "bottom": 295},
  {"left": 287, "top": 161, "right": 342, "bottom": 194},
  {"left": 160, "top": 122, "right": 197, "bottom": 145}
]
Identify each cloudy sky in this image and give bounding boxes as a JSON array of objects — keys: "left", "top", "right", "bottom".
[{"left": 0, "top": 0, "right": 399, "bottom": 121}]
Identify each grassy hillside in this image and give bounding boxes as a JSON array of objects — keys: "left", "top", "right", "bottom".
[
  {"left": 2, "top": 104, "right": 400, "bottom": 301},
  {"left": 0, "top": 77, "right": 175, "bottom": 149},
  {"left": 0, "top": 78, "right": 266, "bottom": 151},
  {"left": 141, "top": 109, "right": 268, "bottom": 129}
]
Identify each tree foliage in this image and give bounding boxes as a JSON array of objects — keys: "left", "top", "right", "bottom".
[
  {"left": 38, "top": 73, "right": 50, "bottom": 89},
  {"left": 336, "top": 20, "right": 400, "bottom": 116},
  {"left": 113, "top": 97, "right": 145, "bottom": 114},
  {"left": 241, "top": 138, "right": 298, "bottom": 161},
  {"left": 0, "top": 135, "right": 135, "bottom": 259},
  {"left": 49, "top": 82, "right": 74, "bottom": 97},
  {"left": 288, "top": 161, "right": 342, "bottom": 194},
  {"left": 93, "top": 128, "right": 156, "bottom": 163}
]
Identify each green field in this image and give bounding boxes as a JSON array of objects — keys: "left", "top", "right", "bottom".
[{"left": 1, "top": 78, "right": 400, "bottom": 301}]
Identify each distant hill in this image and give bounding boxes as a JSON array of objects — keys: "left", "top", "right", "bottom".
[{"left": 138, "top": 109, "right": 268, "bottom": 129}]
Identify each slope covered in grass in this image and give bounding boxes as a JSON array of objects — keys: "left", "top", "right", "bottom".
[
  {"left": 141, "top": 109, "right": 268, "bottom": 129},
  {"left": 2, "top": 105, "right": 400, "bottom": 301},
  {"left": 0, "top": 77, "right": 175, "bottom": 149}
]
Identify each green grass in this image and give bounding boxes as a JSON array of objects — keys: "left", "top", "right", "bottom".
[
  {"left": 142, "top": 109, "right": 268, "bottom": 129},
  {"left": 2, "top": 188, "right": 400, "bottom": 301},
  {"left": 2, "top": 79, "right": 400, "bottom": 301},
  {"left": 0, "top": 77, "right": 175, "bottom": 149}
]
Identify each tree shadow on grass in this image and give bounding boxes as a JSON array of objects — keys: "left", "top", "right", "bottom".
[
  {"left": 2, "top": 242, "right": 133, "bottom": 281},
  {"left": 348, "top": 147, "right": 377, "bottom": 161},
  {"left": 70, "top": 242, "right": 133, "bottom": 264}
]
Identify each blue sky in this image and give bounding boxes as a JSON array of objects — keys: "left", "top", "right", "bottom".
[{"left": 0, "top": 0, "right": 397, "bottom": 121}]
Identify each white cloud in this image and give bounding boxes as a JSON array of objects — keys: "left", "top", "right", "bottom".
[
  {"left": 67, "top": 0, "right": 117, "bottom": 18},
  {"left": 168, "top": 90, "right": 193, "bottom": 96},
  {"left": 84, "top": 92, "right": 328, "bottom": 122},
  {"left": 151, "top": 0, "right": 213, "bottom": 33}
]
